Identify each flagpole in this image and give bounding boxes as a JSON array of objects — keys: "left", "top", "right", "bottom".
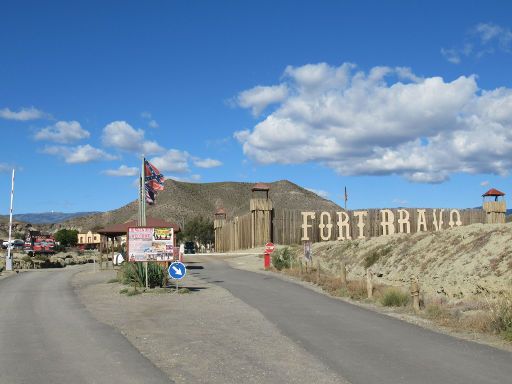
[
  {"left": 141, "top": 155, "right": 146, "bottom": 227},
  {"left": 6, "top": 169, "right": 15, "bottom": 271}
]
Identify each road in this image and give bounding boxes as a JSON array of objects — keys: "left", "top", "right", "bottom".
[
  {"left": 192, "top": 256, "right": 512, "bottom": 384},
  {"left": 0, "top": 268, "right": 172, "bottom": 384}
]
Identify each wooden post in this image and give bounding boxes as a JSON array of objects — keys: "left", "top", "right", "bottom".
[
  {"left": 299, "top": 258, "right": 303, "bottom": 276},
  {"left": 410, "top": 276, "right": 420, "bottom": 312},
  {"left": 366, "top": 269, "right": 373, "bottom": 299},
  {"left": 316, "top": 259, "right": 321, "bottom": 284},
  {"left": 340, "top": 261, "right": 347, "bottom": 285}
]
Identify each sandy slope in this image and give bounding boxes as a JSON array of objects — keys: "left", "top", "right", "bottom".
[{"left": 291, "top": 223, "right": 512, "bottom": 301}]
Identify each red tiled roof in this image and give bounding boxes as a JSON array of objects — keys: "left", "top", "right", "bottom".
[
  {"left": 252, "top": 182, "right": 270, "bottom": 191},
  {"left": 97, "top": 217, "right": 180, "bottom": 235},
  {"left": 482, "top": 188, "right": 505, "bottom": 197}
]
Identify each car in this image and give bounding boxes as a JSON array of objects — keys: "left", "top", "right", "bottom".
[{"left": 184, "top": 241, "right": 196, "bottom": 254}]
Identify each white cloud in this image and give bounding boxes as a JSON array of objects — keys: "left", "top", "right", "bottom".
[
  {"left": 235, "top": 62, "right": 512, "bottom": 183},
  {"left": 150, "top": 149, "right": 190, "bottom": 173},
  {"left": 102, "top": 121, "right": 163, "bottom": 154},
  {"left": 141, "top": 112, "right": 159, "bottom": 128},
  {"left": 236, "top": 84, "right": 288, "bottom": 116},
  {"left": 306, "top": 188, "right": 329, "bottom": 198},
  {"left": 34, "top": 121, "right": 90, "bottom": 143},
  {"left": 0, "top": 106, "right": 48, "bottom": 121},
  {"left": 103, "top": 165, "right": 138, "bottom": 177},
  {"left": 480, "top": 180, "right": 489, "bottom": 187},
  {"left": 0, "top": 163, "right": 11, "bottom": 173},
  {"left": 442, "top": 22, "right": 512, "bottom": 64},
  {"left": 193, "top": 158, "right": 222, "bottom": 168},
  {"left": 43, "top": 145, "right": 117, "bottom": 164},
  {"left": 392, "top": 198, "right": 408, "bottom": 206}
]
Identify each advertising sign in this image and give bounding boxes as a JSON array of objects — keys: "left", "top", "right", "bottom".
[{"left": 128, "top": 227, "right": 175, "bottom": 262}]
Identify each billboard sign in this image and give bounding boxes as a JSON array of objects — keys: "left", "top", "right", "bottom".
[{"left": 128, "top": 227, "right": 175, "bottom": 262}]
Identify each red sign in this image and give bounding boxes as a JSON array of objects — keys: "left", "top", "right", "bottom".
[{"left": 265, "top": 242, "right": 275, "bottom": 254}]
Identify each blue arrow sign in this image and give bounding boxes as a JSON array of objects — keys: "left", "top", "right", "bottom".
[{"left": 168, "top": 261, "right": 186, "bottom": 280}]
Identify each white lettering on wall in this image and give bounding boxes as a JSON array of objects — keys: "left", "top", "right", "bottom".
[
  {"left": 336, "top": 211, "right": 351, "bottom": 240},
  {"left": 397, "top": 209, "right": 411, "bottom": 233},
  {"left": 380, "top": 209, "right": 395, "bottom": 236},
  {"left": 319, "top": 211, "right": 333, "bottom": 241},
  {"left": 449, "top": 209, "right": 462, "bottom": 228},
  {"left": 301, "top": 212, "right": 315, "bottom": 241},
  {"left": 433, "top": 209, "right": 445, "bottom": 231},
  {"left": 353, "top": 211, "right": 368, "bottom": 239},
  {"left": 417, "top": 209, "right": 427, "bottom": 232}
]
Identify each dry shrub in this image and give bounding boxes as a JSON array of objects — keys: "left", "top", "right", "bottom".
[
  {"left": 380, "top": 288, "right": 409, "bottom": 307},
  {"left": 486, "top": 292, "right": 512, "bottom": 335}
]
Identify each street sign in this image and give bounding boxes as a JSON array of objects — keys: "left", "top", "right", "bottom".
[
  {"left": 265, "top": 242, "right": 275, "bottom": 254},
  {"left": 168, "top": 261, "right": 187, "bottom": 280}
]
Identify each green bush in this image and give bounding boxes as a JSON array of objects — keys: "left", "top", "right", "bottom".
[
  {"left": 119, "top": 288, "right": 129, "bottom": 294},
  {"left": 380, "top": 288, "right": 410, "bottom": 307},
  {"left": 118, "top": 262, "right": 166, "bottom": 288},
  {"left": 364, "top": 246, "right": 392, "bottom": 268},
  {"left": 126, "top": 289, "right": 142, "bottom": 296},
  {"left": 272, "top": 247, "right": 292, "bottom": 271}
]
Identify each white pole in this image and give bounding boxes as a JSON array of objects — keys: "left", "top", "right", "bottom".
[
  {"left": 141, "top": 155, "right": 146, "bottom": 227},
  {"left": 6, "top": 169, "right": 15, "bottom": 271}
]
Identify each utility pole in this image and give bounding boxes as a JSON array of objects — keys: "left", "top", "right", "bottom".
[{"left": 6, "top": 169, "right": 15, "bottom": 271}]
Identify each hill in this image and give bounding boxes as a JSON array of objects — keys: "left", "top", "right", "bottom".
[
  {"left": 56, "top": 179, "right": 341, "bottom": 231},
  {"left": 10, "top": 211, "right": 100, "bottom": 224}
]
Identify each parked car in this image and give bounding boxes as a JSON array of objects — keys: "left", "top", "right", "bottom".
[{"left": 184, "top": 241, "right": 196, "bottom": 254}]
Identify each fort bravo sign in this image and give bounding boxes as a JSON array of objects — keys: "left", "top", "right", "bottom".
[{"left": 301, "top": 209, "right": 467, "bottom": 241}]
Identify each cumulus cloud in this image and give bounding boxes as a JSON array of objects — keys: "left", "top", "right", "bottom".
[
  {"left": 235, "top": 62, "right": 512, "bottom": 183},
  {"left": 193, "top": 158, "right": 222, "bottom": 168},
  {"left": 150, "top": 149, "right": 190, "bottom": 173},
  {"left": 141, "top": 111, "right": 159, "bottom": 128},
  {"left": 236, "top": 84, "right": 288, "bottom": 116},
  {"left": 480, "top": 180, "right": 489, "bottom": 187},
  {"left": 103, "top": 165, "right": 138, "bottom": 177},
  {"left": 102, "top": 121, "right": 163, "bottom": 154},
  {"left": 0, "top": 106, "right": 48, "bottom": 121},
  {"left": 43, "top": 144, "right": 117, "bottom": 164},
  {"left": 34, "top": 121, "right": 90, "bottom": 143}
]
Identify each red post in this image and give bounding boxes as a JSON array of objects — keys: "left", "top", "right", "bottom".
[{"left": 264, "top": 252, "right": 270, "bottom": 269}]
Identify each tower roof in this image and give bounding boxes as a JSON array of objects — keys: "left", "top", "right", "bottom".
[
  {"left": 252, "top": 182, "right": 270, "bottom": 191},
  {"left": 482, "top": 188, "right": 505, "bottom": 197}
]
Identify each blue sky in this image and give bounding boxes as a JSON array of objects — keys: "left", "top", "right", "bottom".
[{"left": 1, "top": 0, "right": 512, "bottom": 214}]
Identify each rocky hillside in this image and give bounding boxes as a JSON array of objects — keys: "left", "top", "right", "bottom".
[
  {"left": 293, "top": 223, "right": 512, "bottom": 301},
  {"left": 50, "top": 179, "right": 340, "bottom": 231}
]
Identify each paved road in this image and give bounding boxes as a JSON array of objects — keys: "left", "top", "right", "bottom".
[
  {"left": 0, "top": 268, "right": 172, "bottom": 384},
  {"left": 192, "top": 257, "right": 512, "bottom": 384}
]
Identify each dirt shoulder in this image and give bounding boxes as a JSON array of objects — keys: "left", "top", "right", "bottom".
[{"left": 72, "top": 265, "right": 347, "bottom": 384}]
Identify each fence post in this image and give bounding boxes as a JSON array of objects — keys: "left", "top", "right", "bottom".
[
  {"left": 340, "top": 261, "right": 347, "bottom": 285},
  {"left": 316, "top": 259, "right": 321, "bottom": 284},
  {"left": 366, "top": 269, "right": 373, "bottom": 299},
  {"left": 410, "top": 276, "right": 420, "bottom": 312}
]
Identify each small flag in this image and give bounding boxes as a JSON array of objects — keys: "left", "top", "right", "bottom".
[
  {"left": 145, "top": 184, "right": 156, "bottom": 204},
  {"left": 144, "top": 159, "right": 165, "bottom": 204},
  {"left": 344, "top": 186, "right": 348, "bottom": 202}
]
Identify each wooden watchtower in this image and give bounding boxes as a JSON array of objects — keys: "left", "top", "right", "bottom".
[
  {"left": 250, "top": 183, "right": 273, "bottom": 247},
  {"left": 213, "top": 208, "right": 227, "bottom": 252},
  {"left": 482, "top": 188, "right": 506, "bottom": 224}
]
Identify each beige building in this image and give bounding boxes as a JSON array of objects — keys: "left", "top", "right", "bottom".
[{"left": 77, "top": 231, "right": 101, "bottom": 248}]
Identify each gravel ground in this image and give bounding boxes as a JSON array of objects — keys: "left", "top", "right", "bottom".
[{"left": 73, "top": 266, "right": 347, "bottom": 384}]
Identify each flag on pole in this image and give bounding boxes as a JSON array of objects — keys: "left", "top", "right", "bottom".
[
  {"left": 344, "top": 186, "right": 348, "bottom": 203},
  {"left": 144, "top": 159, "right": 165, "bottom": 204}
]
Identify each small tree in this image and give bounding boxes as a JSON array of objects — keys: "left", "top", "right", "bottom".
[
  {"left": 181, "top": 217, "right": 214, "bottom": 247},
  {"left": 54, "top": 229, "right": 79, "bottom": 247}
]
